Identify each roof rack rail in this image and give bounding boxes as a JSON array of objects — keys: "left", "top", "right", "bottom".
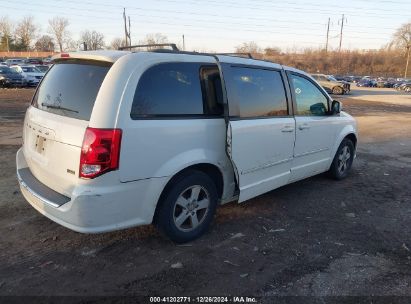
[
  {"left": 216, "top": 53, "right": 253, "bottom": 59},
  {"left": 118, "top": 43, "right": 179, "bottom": 51}
]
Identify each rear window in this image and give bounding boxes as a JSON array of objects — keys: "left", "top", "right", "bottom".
[{"left": 32, "top": 61, "right": 111, "bottom": 121}]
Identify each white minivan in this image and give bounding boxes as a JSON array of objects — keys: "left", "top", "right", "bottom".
[{"left": 16, "top": 48, "right": 357, "bottom": 242}]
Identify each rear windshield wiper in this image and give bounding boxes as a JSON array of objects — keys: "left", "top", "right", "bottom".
[{"left": 41, "top": 103, "right": 79, "bottom": 113}]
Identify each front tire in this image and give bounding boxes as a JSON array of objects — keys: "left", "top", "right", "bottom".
[
  {"left": 329, "top": 139, "right": 355, "bottom": 180},
  {"left": 155, "top": 170, "right": 218, "bottom": 243}
]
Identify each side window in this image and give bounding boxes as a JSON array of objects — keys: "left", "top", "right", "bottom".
[
  {"left": 224, "top": 67, "right": 288, "bottom": 118},
  {"left": 131, "top": 62, "right": 222, "bottom": 118},
  {"left": 290, "top": 74, "right": 329, "bottom": 116}
]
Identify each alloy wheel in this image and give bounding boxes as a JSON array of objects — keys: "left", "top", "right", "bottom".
[
  {"left": 173, "top": 185, "right": 210, "bottom": 232},
  {"left": 337, "top": 145, "right": 351, "bottom": 174}
]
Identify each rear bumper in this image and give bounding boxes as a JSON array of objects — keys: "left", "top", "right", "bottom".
[{"left": 16, "top": 148, "right": 167, "bottom": 233}]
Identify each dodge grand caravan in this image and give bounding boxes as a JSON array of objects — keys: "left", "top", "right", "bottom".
[{"left": 16, "top": 49, "right": 357, "bottom": 243}]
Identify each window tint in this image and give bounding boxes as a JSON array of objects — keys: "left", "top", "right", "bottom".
[
  {"left": 131, "top": 62, "right": 222, "bottom": 118},
  {"left": 32, "top": 61, "right": 110, "bottom": 121},
  {"left": 200, "top": 66, "right": 224, "bottom": 116},
  {"left": 290, "top": 74, "right": 329, "bottom": 116},
  {"left": 224, "top": 67, "right": 288, "bottom": 118}
]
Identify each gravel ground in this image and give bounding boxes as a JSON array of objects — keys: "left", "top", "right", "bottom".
[{"left": 0, "top": 87, "right": 410, "bottom": 300}]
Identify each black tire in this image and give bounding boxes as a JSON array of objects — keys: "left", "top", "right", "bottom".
[
  {"left": 332, "top": 86, "right": 344, "bottom": 95},
  {"left": 329, "top": 138, "right": 355, "bottom": 180},
  {"left": 155, "top": 170, "right": 218, "bottom": 243}
]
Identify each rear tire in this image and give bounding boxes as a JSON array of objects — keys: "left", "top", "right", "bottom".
[
  {"left": 329, "top": 138, "right": 355, "bottom": 180},
  {"left": 155, "top": 170, "right": 218, "bottom": 243},
  {"left": 332, "top": 86, "right": 344, "bottom": 95}
]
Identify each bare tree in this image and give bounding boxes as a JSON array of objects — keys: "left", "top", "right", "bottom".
[
  {"left": 48, "top": 16, "right": 70, "bottom": 52},
  {"left": 0, "top": 16, "right": 14, "bottom": 51},
  {"left": 80, "top": 30, "right": 105, "bottom": 50},
  {"left": 391, "top": 21, "right": 411, "bottom": 78},
  {"left": 35, "top": 35, "right": 54, "bottom": 52},
  {"left": 139, "top": 33, "right": 168, "bottom": 49},
  {"left": 15, "top": 16, "right": 38, "bottom": 50},
  {"left": 110, "top": 37, "right": 127, "bottom": 50},
  {"left": 235, "top": 41, "right": 262, "bottom": 55}
]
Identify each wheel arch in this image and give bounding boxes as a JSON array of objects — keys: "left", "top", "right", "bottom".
[
  {"left": 344, "top": 133, "right": 357, "bottom": 149},
  {"left": 329, "top": 126, "right": 358, "bottom": 168},
  {"left": 332, "top": 85, "right": 344, "bottom": 94},
  {"left": 153, "top": 163, "right": 224, "bottom": 223}
]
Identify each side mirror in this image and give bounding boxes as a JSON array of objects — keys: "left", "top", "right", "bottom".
[{"left": 331, "top": 100, "right": 342, "bottom": 114}]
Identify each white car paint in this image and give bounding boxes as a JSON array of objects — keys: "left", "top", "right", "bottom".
[{"left": 16, "top": 50, "right": 357, "bottom": 234}]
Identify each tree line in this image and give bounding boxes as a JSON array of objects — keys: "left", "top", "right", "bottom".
[
  {"left": 0, "top": 15, "right": 172, "bottom": 53},
  {"left": 0, "top": 15, "right": 108, "bottom": 52},
  {"left": 235, "top": 21, "right": 411, "bottom": 78}
]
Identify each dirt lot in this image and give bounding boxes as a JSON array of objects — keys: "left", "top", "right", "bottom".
[{"left": 0, "top": 86, "right": 411, "bottom": 300}]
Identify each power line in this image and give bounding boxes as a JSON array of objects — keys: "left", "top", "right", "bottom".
[
  {"left": 1, "top": 1, "right": 399, "bottom": 39},
  {"left": 17, "top": 0, "right": 407, "bottom": 31},
  {"left": 110, "top": 0, "right": 411, "bottom": 18}
]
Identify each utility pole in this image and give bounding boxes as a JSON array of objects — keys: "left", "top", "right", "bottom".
[
  {"left": 128, "top": 16, "right": 131, "bottom": 46},
  {"left": 182, "top": 34, "right": 185, "bottom": 51},
  {"left": 123, "top": 8, "right": 128, "bottom": 47},
  {"left": 405, "top": 45, "right": 410, "bottom": 79},
  {"left": 325, "top": 17, "right": 330, "bottom": 53},
  {"left": 338, "top": 14, "right": 345, "bottom": 53}
]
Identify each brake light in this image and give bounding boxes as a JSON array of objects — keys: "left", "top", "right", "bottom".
[
  {"left": 80, "top": 127, "right": 122, "bottom": 179},
  {"left": 60, "top": 53, "right": 70, "bottom": 58}
]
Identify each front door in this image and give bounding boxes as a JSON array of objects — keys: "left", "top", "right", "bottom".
[
  {"left": 287, "top": 73, "right": 337, "bottom": 182},
  {"left": 221, "top": 63, "right": 295, "bottom": 202}
]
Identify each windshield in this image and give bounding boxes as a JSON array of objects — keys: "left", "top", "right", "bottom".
[
  {"left": 22, "top": 67, "right": 41, "bottom": 73},
  {"left": 328, "top": 76, "right": 338, "bottom": 81},
  {"left": 0, "top": 66, "right": 16, "bottom": 74},
  {"left": 32, "top": 61, "right": 111, "bottom": 121}
]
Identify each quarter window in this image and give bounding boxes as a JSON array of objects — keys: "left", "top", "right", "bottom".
[
  {"left": 131, "top": 62, "right": 223, "bottom": 118},
  {"left": 290, "top": 74, "right": 329, "bottom": 116},
  {"left": 224, "top": 67, "right": 288, "bottom": 118}
]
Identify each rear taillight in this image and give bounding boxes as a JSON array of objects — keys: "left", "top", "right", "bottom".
[{"left": 80, "top": 127, "right": 122, "bottom": 179}]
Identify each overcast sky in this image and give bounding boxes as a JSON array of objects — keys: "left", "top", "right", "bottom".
[{"left": 2, "top": 0, "right": 411, "bottom": 52}]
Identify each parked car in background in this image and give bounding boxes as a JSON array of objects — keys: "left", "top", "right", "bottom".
[
  {"left": 25, "top": 58, "right": 43, "bottom": 65},
  {"left": 42, "top": 58, "right": 53, "bottom": 65},
  {"left": 350, "top": 76, "right": 362, "bottom": 84},
  {"left": 396, "top": 81, "right": 411, "bottom": 91},
  {"left": 10, "top": 65, "right": 45, "bottom": 87},
  {"left": 5, "top": 58, "right": 25, "bottom": 66},
  {"left": 35, "top": 65, "right": 50, "bottom": 73},
  {"left": 356, "top": 79, "right": 376, "bottom": 87},
  {"left": 328, "top": 75, "right": 351, "bottom": 93},
  {"left": 311, "top": 74, "right": 348, "bottom": 95},
  {"left": 0, "top": 65, "right": 26, "bottom": 87}
]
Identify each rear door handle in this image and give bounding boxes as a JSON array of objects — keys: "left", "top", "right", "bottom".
[
  {"left": 298, "top": 124, "right": 310, "bottom": 130},
  {"left": 281, "top": 126, "right": 295, "bottom": 133}
]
